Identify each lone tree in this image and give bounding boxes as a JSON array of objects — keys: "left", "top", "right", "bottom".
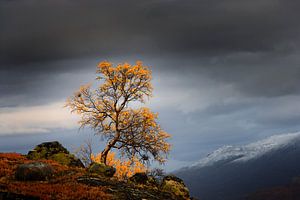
[{"left": 66, "top": 61, "right": 171, "bottom": 165}]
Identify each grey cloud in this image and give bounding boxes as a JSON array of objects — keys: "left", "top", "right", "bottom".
[
  {"left": 202, "top": 52, "right": 300, "bottom": 97},
  {"left": 1, "top": 0, "right": 300, "bottom": 67},
  {"left": 157, "top": 51, "right": 300, "bottom": 98},
  {"left": 1, "top": 0, "right": 300, "bottom": 104}
]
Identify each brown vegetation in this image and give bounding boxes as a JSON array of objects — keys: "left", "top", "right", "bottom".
[{"left": 0, "top": 153, "right": 110, "bottom": 200}]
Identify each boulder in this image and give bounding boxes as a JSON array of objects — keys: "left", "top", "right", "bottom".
[
  {"left": 15, "top": 162, "right": 54, "bottom": 181},
  {"left": 88, "top": 162, "right": 116, "bottom": 178},
  {"left": 129, "top": 172, "right": 157, "bottom": 185},
  {"left": 27, "top": 141, "right": 84, "bottom": 168},
  {"left": 161, "top": 175, "right": 190, "bottom": 200}
]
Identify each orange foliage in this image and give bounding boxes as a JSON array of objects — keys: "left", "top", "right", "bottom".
[
  {"left": 7, "top": 182, "right": 109, "bottom": 200},
  {"left": 0, "top": 153, "right": 111, "bottom": 200},
  {"left": 0, "top": 153, "right": 25, "bottom": 160},
  {"left": 0, "top": 160, "right": 11, "bottom": 177},
  {"left": 66, "top": 61, "right": 171, "bottom": 165},
  {"left": 92, "top": 152, "right": 147, "bottom": 180},
  {"left": 0, "top": 153, "right": 26, "bottom": 177}
]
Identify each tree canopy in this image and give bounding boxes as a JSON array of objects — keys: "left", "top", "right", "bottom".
[{"left": 66, "top": 61, "right": 171, "bottom": 165}]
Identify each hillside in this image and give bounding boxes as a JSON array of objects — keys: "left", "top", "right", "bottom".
[
  {"left": 175, "top": 132, "right": 300, "bottom": 200},
  {"left": 0, "top": 142, "right": 191, "bottom": 200},
  {"left": 246, "top": 177, "right": 300, "bottom": 200}
]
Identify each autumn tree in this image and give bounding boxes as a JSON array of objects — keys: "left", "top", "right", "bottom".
[{"left": 66, "top": 61, "right": 171, "bottom": 165}]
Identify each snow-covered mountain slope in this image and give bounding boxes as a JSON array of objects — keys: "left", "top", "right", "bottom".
[
  {"left": 192, "top": 132, "right": 300, "bottom": 168},
  {"left": 175, "top": 132, "right": 300, "bottom": 200}
]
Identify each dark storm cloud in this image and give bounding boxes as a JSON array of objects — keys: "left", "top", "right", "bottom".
[
  {"left": 1, "top": 0, "right": 300, "bottom": 105},
  {"left": 199, "top": 53, "right": 300, "bottom": 97},
  {"left": 1, "top": 0, "right": 300, "bottom": 66}
]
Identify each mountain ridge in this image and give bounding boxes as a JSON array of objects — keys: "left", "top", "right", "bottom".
[
  {"left": 189, "top": 132, "right": 300, "bottom": 168},
  {"left": 175, "top": 132, "right": 300, "bottom": 200}
]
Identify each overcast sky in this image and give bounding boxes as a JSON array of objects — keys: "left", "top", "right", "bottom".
[{"left": 1, "top": 0, "right": 300, "bottom": 171}]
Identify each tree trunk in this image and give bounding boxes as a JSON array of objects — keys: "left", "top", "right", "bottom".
[
  {"left": 100, "top": 131, "right": 120, "bottom": 165},
  {"left": 100, "top": 146, "right": 110, "bottom": 165}
]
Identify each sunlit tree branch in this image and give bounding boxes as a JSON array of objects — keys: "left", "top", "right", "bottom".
[{"left": 66, "top": 61, "right": 171, "bottom": 165}]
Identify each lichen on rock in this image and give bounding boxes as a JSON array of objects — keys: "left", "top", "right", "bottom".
[
  {"left": 27, "top": 141, "right": 84, "bottom": 168},
  {"left": 161, "top": 175, "right": 190, "bottom": 200}
]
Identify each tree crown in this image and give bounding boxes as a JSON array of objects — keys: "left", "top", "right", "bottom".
[{"left": 66, "top": 61, "right": 171, "bottom": 165}]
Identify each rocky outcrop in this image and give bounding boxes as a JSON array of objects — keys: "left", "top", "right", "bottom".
[
  {"left": 1, "top": 151, "right": 192, "bottom": 200},
  {"left": 88, "top": 162, "right": 116, "bottom": 177},
  {"left": 76, "top": 175, "right": 181, "bottom": 200},
  {"left": 27, "top": 141, "right": 84, "bottom": 168},
  {"left": 15, "top": 162, "right": 54, "bottom": 181},
  {"left": 161, "top": 175, "right": 190, "bottom": 200}
]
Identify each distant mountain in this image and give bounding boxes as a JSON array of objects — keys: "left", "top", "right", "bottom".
[{"left": 174, "top": 132, "right": 300, "bottom": 200}]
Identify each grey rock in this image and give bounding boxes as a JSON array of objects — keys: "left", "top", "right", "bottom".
[{"left": 15, "top": 162, "right": 54, "bottom": 181}]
